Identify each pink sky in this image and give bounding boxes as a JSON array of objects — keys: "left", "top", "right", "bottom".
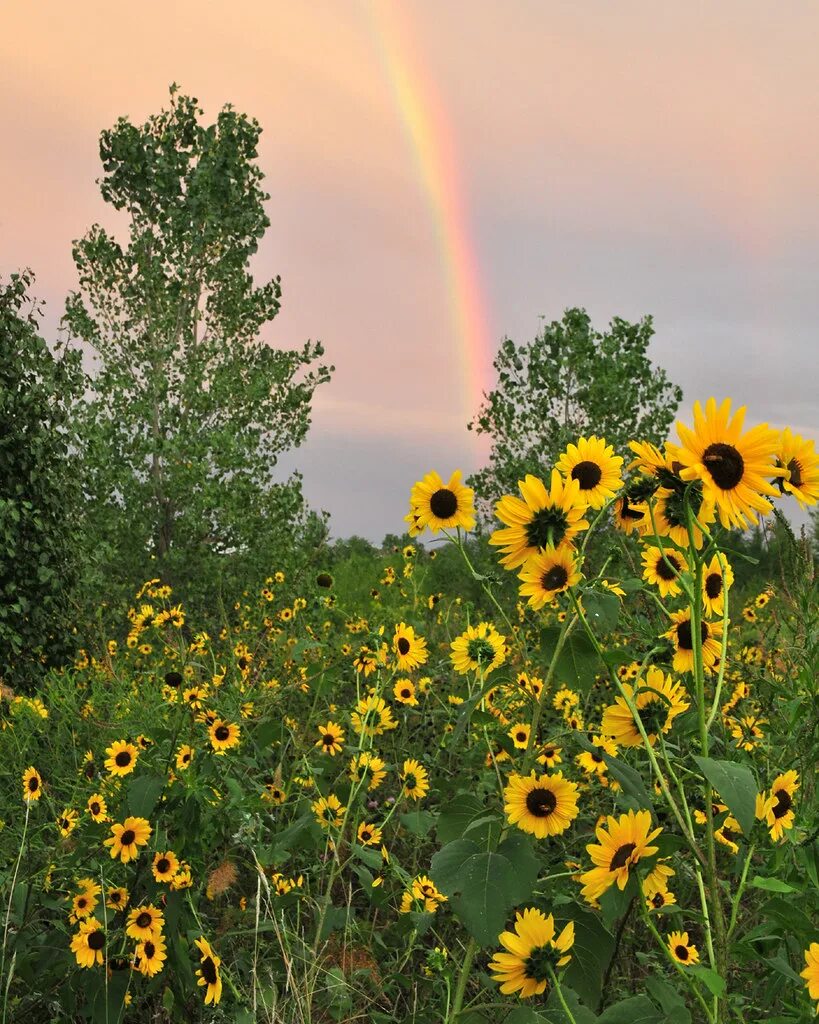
[{"left": 2, "top": 1, "right": 817, "bottom": 537}]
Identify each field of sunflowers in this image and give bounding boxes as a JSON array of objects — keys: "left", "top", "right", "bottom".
[{"left": 1, "top": 397, "right": 817, "bottom": 1023}]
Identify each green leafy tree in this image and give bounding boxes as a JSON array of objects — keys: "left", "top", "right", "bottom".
[
  {"left": 0, "top": 271, "right": 84, "bottom": 687},
  {"left": 468, "top": 308, "right": 682, "bottom": 516},
  {"left": 63, "top": 87, "right": 333, "bottom": 609}
]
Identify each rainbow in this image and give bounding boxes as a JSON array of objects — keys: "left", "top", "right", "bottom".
[{"left": 365, "top": 0, "right": 494, "bottom": 424}]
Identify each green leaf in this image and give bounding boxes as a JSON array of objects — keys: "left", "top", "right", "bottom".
[
  {"left": 644, "top": 977, "right": 690, "bottom": 1024},
  {"left": 597, "top": 995, "right": 663, "bottom": 1023},
  {"left": 126, "top": 773, "right": 166, "bottom": 818},
  {"left": 750, "top": 876, "right": 797, "bottom": 894},
  {"left": 561, "top": 904, "right": 615, "bottom": 1010},
  {"left": 430, "top": 840, "right": 480, "bottom": 895},
  {"left": 543, "top": 984, "right": 598, "bottom": 1023},
  {"left": 689, "top": 966, "right": 726, "bottom": 997},
  {"left": 436, "top": 793, "right": 486, "bottom": 844},
  {"left": 581, "top": 590, "right": 620, "bottom": 633},
  {"left": 399, "top": 809, "right": 437, "bottom": 836},
  {"left": 575, "top": 733, "right": 654, "bottom": 812},
  {"left": 496, "top": 831, "right": 540, "bottom": 904},
  {"left": 691, "top": 756, "right": 757, "bottom": 840},
  {"left": 542, "top": 627, "right": 602, "bottom": 695},
  {"left": 449, "top": 851, "right": 519, "bottom": 947}
]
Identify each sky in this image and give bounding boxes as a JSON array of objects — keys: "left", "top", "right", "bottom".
[{"left": 2, "top": 1, "right": 817, "bottom": 540}]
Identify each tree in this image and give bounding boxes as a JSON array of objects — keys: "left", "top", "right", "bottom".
[
  {"left": 468, "top": 308, "right": 682, "bottom": 516},
  {"left": 0, "top": 271, "right": 84, "bottom": 687},
  {"left": 63, "top": 87, "right": 333, "bottom": 606}
]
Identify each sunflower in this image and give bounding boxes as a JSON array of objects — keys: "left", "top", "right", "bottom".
[
  {"left": 176, "top": 744, "right": 194, "bottom": 770},
  {"left": 667, "top": 931, "right": 699, "bottom": 966},
  {"left": 411, "top": 875, "right": 448, "bottom": 911},
  {"left": 106, "top": 886, "right": 128, "bottom": 911},
  {"left": 71, "top": 890, "right": 98, "bottom": 922},
  {"left": 612, "top": 492, "right": 648, "bottom": 535},
  {"left": 647, "top": 889, "right": 677, "bottom": 912},
  {"left": 357, "top": 822, "right": 382, "bottom": 846},
  {"left": 136, "top": 932, "right": 167, "bottom": 977},
  {"left": 762, "top": 770, "right": 799, "bottom": 842},
  {"left": 351, "top": 695, "right": 397, "bottom": 737},
  {"left": 641, "top": 858, "right": 675, "bottom": 896},
  {"left": 508, "top": 723, "right": 531, "bottom": 750},
  {"left": 518, "top": 547, "right": 582, "bottom": 609},
  {"left": 393, "top": 679, "right": 418, "bottom": 706},
  {"left": 600, "top": 667, "right": 689, "bottom": 747},
  {"left": 715, "top": 815, "right": 742, "bottom": 855},
  {"left": 104, "top": 740, "right": 139, "bottom": 777},
  {"left": 801, "top": 943, "right": 819, "bottom": 1009},
  {"left": 774, "top": 429, "right": 819, "bottom": 508},
  {"left": 489, "top": 908, "right": 575, "bottom": 998},
  {"left": 536, "top": 745, "right": 562, "bottom": 769},
  {"left": 312, "top": 793, "right": 346, "bottom": 829},
  {"left": 392, "top": 623, "right": 428, "bottom": 671},
  {"left": 490, "top": 471, "right": 589, "bottom": 570},
  {"left": 641, "top": 544, "right": 689, "bottom": 599},
  {"left": 126, "top": 903, "right": 165, "bottom": 941},
  {"left": 701, "top": 554, "right": 734, "bottom": 618},
  {"left": 663, "top": 610, "right": 722, "bottom": 674},
  {"left": 22, "top": 766, "right": 43, "bottom": 802},
  {"left": 348, "top": 751, "right": 387, "bottom": 791},
  {"left": 553, "top": 688, "right": 579, "bottom": 714},
  {"left": 195, "top": 936, "right": 223, "bottom": 1005},
  {"left": 57, "top": 808, "right": 79, "bottom": 837},
  {"left": 315, "top": 721, "right": 345, "bottom": 756},
  {"left": 407, "top": 470, "right": 475, "bottom": 534},
  {"left": 729, "top": 714, "right": 766, "bottom": 752},
  {"left": 401, "top": 758, "right": 430, "bottom": 801},
  {"left": 579, "top": 809, "right": 662, "bottom": 903},
  {"left": 646, "top": 484, "right": 716, "bottom": 549},
  {"left": 104, "top": 816, "right": 152, "bottom": 863},
  {"left": 152, "top": 850, "right": 180, "bottom": 884},
  {"left": 556, "top": 435, "right": 624, "bottom": 509},
  {"left": 208, "top": 719, "right": 240, "bottom": 754},
  {"left": 673, "top": 398, "right": 782, "bottom": 529},
  {"left": 70, "top": 918, "right": 106, "bottom": 968},
  {"left": 86, "top": 793, "right": 108, "bottom": 823},
  {"left": 450, "top": 622, "right": 507, "bottom": 676},
  {"left": 504, "top": 772, "right": 580, "bottom": 839}
]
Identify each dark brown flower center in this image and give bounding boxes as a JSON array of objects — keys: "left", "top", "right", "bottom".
[
  {"left": 703, "top": 443, "right": 744, "bottom": 490},
  {"left": 572, "top": 460, "right": 603, "bottom": 490},
  {"left": 201, "top": 956, "right": 218, "bottom": 984},
  {"left": 27, "top": 776, "right": 39, "bottom": 791},
  {"left": 430, "top": 488, "right": 458, "bottom": 519},
  {"left": 676, "top": 619, "right": 709, "bottom": 651},
  {"left": 619, "top": 496, "right": 644, "bottom": 521},
  {"left": 136, "top": 912, "right": 152, "bottom": 929},
  {"left": 215, "top": 726, "right": 230, "bottom": 741},
  {"left": 542, "top": 565, "right": 569, "bottom": 592},
  {"left": 88, "top": 930, "right": 105, "bottom": 951},
  {"left": 655, "top": 554, "right": 681, "bottom": 581},
  {"left": 115, "top": 751, "right": 132, "bottom": 767},
  {"left": 609, "top": 842, "right": 637, "bottom": 871},
  {"left": 525, "top": 786, "right": 557, "bottom": 817},
  {"left": 120, "top": 829, "right": 136, "bottom": 846},
  {"left": 675, "top": 944, "right": 689, "bottom": 961},
  {"left": 144, "top": 940, "right": 156, "bottom": 958},
  {"left": 652, "top": 892, "right": 665, "bottom": 908},
  {"left": 156, "top": 858, "right": 170, "bottom": 874},
  {"left": 397, "top": 637, "right": 411, "bottom": 655},
  {"left": 705, "top": 572, "right": 723, "bottom": 599},
  {"left": 771, "top": 788, "right": 792, "bottom": 818},
  {"left": 90, "top": 802, "right": 100, "bottom": 815}
]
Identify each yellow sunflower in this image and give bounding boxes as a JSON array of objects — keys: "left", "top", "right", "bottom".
[
  {"left": 536, "top": 745, "right": 563, "bottom": 769},
  {"left": 774, "top": 429, "right": 819, "bottom": 508},
  {"left": 57, "top": 808, "right": 79, "bottom": 838},
  {"left": 556, "top": 435, "right": 624, "bottom": 508},
  {"left": 104, "top": 740, "right": 139, "bottom": 777},
  {"left": 393, "top": 679, "right": 418, "bottom": 706},
  {"left": 126, "top": 903, "right": 165, "bottom": 941},
  {"left": 761, "top": 770, "right": 799, "bottom": 842},
  {"left": 612, "top": 492, "right": 649, "bottom": 535},
  {"left": 70, "top": 918, "right": 106, "bottom": 968},
  {"left": 104, "top": 816, "right": 152, "bottom": 863},
  {"left": 641, "top": 544, "right": 689, "bottom": 599},
  {"left": 315, "top": 721, "right": 345, "bottom": 756},
  {"left": 406, "top": 470, "right": 475, "bottom": 534},
  {"left": 503, "top": 772, "right": 580, "bottom": 838},
  {"left": 208, "top": 719, "right": 240, "bottom": 754},
  {"left": 645, "top": 485, "right": 716, "bottom": 549},
  {"left": 106, "top": 886, "right": 128, "bottom": 911},
  {"left": 663, "top": 610, "right": 722, "bottom": 674},
  {"left": 357, "top": 822, "right": 382, "bottom": 846},
  {"left": 642, "top": 859, "right": 675, "bottom": 897},
  {"left": 136, "top": 932, "right": 167, "bottom": 977},
  {"left": 351, "top": 695, "right": 397, "bottom": 737},
  {"left": 176, "top": 744, "right": 194, "bottom": 771},
  {"left": 22, "top": 767, "right": 43, "bottom": 803},
  {"left": 673, "top": 398, "right": 783, "bottom": 529},
  {"left": 667, "top": 931, "right": 699, "bottom": 966},
  {"left": 576, "top": 735, "right": 618, "bottom": 778},
  {"left": 518, "top": 547, "right": 582, "bottom": 610},
  {"left": 490, "top": 471, "right": 589, "bottom": 570},
  {"left": 312, "top": 793, "right": 346, "bottom": 829},
  {"left": 647, "top": 890, "right": 677, "bottom": 912},
  {"left": 701, "top": 554, "right": 734, "bottom": 618},
  {"left": 152, "top": 850, "right": 180, "bottom": 884},
  {"left": 579, "top": 809, "right": 662, "bottom": 903},
  {"left": 489, "top": 908, "right": 574, "bottom": 998},
  {"left": 195, "top": 936, "right": 223, "bottom": 1005},
  {"left": 600, "top": 667, "right": 689, "bottom": 747},
  {"left": 508, "top": 723, "right": 531, "bottom": 750},
  {"left": 801, "top": 943, "right": 819, "bottom": 1009},
  {"left": 392, "top": 623, "right": 428, "bottom": 671},
  {"left": 401, "top": 758, "right": 430, "bottom": 801},
  {"left": 86, "top": 793, "right": 108, "bottom": 822},
  {"left": 348, "top": 751, "right": 387, "bottom": 791},
  {"left": 450, "top": 622, "right": 507, "bottom": 676}
]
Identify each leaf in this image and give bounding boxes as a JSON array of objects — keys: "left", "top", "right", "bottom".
[
  {"left": 581, "top": 590, "right": 620, "bottom": 633},
  {"left": 761, "top": 896, "right": 816, "bottom": 937},
  {"left": 496, "top": 831, "right": 540, "bottom": 904},
  {"left": 561, "top": 904, "right": 615, "bottom": 1010},
  {"left": 575, "top": 733, "right": 654, "bottom": 812},
  {"left": 750, "top": 876, "right": 797, "bottom": 894},
  {"left": 689, "top": 966, "right": 726, "bottom": 997},
  {"left": 399, "top": 809, "right": 437, "bottom": 836},
  {"left": 597, "top": 995, "right": 663, "bottom": 1023},
  {"left": 430, "top": 840, "right": 480, "bottom": 895},
  {"left": 543, "top": 984, "right": 598, "bottom": 1024},
  {"left": 126, "top": 773, "right": 166, "bottom": 818},
  {"left": 644, "top": 977, "right": 691, "bottom": 1024},
  {"left": 692, "top": 756, "right": 757, "bottom": 840},
  {"left": 449, "top": 851, "right": 519, "bottom": 947},
  {"left": 436, "top": 793, "right": 486, "bottom": 844},
  {"left": 764, "top": 956, "right": 803, "bottom": 983}
]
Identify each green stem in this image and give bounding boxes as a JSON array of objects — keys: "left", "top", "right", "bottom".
[
  {"left": 449, "top": 937, "right": 477, "bottom": 1022},
  {"left": 640, "top": 899, "right": 716, "bottom": 1024},
  {"left": 547, "top": 966, "right": 578, "bottom": 1024},
  {"left": 728, "top": 843, "right": 755, "bottom": 941}
]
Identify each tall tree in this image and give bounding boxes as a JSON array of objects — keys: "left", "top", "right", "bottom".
[
  {"left": 64, "top": 87, "right": 332, "bottom": 603},
  {"left": 468, "top": 308, "right": 682, "bottom": 516},
  {"left": 0, "top": 271, "right": 84, "bottom": 686}
]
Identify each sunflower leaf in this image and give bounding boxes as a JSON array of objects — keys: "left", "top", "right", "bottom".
[
  {"left": 688, "top": 965, "right": 726, "bottom": 997},
  {"left": 429, "top": 839, "right": 480, "bottom": 895},
  {"left": 560, "top": 903, "right": 615, "bottom": 1010},
  {"left": 575, "top": 733, "right": 655, "bottom": 812},
  {"left": 596, "top": 994, "right": 664, "bottom": 1023},
  {"left": 691, "top": 756, "right": 757, "bottom": 839},
  {"left": 126, "top": 772, "right": 166, "bottom": 819},
  {"left": 448, "top": 851, "right": 518, "bottom": 947},
  {"left": 581, "top": 590, "right": 620, "bottom": 633}
]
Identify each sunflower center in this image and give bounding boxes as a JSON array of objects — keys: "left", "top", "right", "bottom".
[
  {"left": 786, "top": 458, "right": 803, "bottom": 489},
  {"left": 361, "top": 829, "right": 372, "bottom": 841},
  {"left": 542, "top": 565, "right": 569, "bottom": 591},
  {"left": 88, "top": 930, "right": 105, "bottom": 951},
  {"left": 637, "top": 698, "right": 667, "bottom": 736},
  {"left": 525, "top": 786, "right": 557, "bottom": 817},
  {"left": 323, "top": 733, "right": 335, "bottom": 745},
  {"left": 703, "top": 443, "right": 745, "bottom": 490},
  {"left": 156, "top": 858, "right": 170, "bottom": 873},
  {"left": 165, "top": 671, "right": 182, "bottom": 687},
  {"left": 120, "top": 829, "right": 136, "bottom": 846},
  {"left": 215, "top": 725, "right": 230, "bottom": 741},
  {"left": 28, "top": 776, "right": 39, "bottom": 791},
  {"left": 316, "top": 572, "right": 333, "bottom": 588},
  {"left": 110, "top": 891, "right": 122, "bottom": 904},
  {"left": 400, "top": 688, "right": 411, "bottom": 698},
  {"left": 115, "top": 751, "right": 132, "bottom": 767},
  {"left": 771, "top": 788, "right": 792, "bottom": 818},
  {"left": 676, "top": 619, "right": 709, "bottom": 651},
  {"left": 652, "top": 892, "right": 665, "bottom": 908},
  {"left": 430, "top": 488, "right": 458, "bottom": 519},
  {"left": 571, "top": 460, "right": 603, "bottom": 491},
  {"left": 721, "top": 827, "right": 739, "bottom": 844},
  {"left": 467, "top": 637, "right": 496, "bottom": 665},
  {"left": 201, "top": 956, "right": 218, "bottom": 984},
  {"left": 655, "top": 555, "right": 680, "bottom": 582},
  {"left": 609, "top": 842, "right": 637, "bottom": 871},
  {"left": 397, "top": 637, "right": 411, "bottom": 655},
  {"left": 542, "top": 747, "right": 555, "bottom": 759},
  {"left": 523, "top": 945, "right": 556, "bottom": 982},
  {"left": 705, "top": 572, "right": 723, "bottom": 599},
  {"left": 136, "top": 912, "right": 152, "bottom": 928},
  {"left": 405, "top": 774, "right": 417, "bottom": 791},
  {"left": 144, "top": 940, "right": 156, "bottom": 958},
  {"left": 90, "top": 802, "right": 100, "bottom": 815},
  {"left": 675, "top": 944, "right": 689, "bottom": 961},
  {"left": 525, "top": 507, "right": 569, "bottom": 550},
  {"left": 76, "top": 896, "right": 88, "bottom": 910},
  {"left": 619, "top": 496, "right": 644, "bottom": 521}
]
